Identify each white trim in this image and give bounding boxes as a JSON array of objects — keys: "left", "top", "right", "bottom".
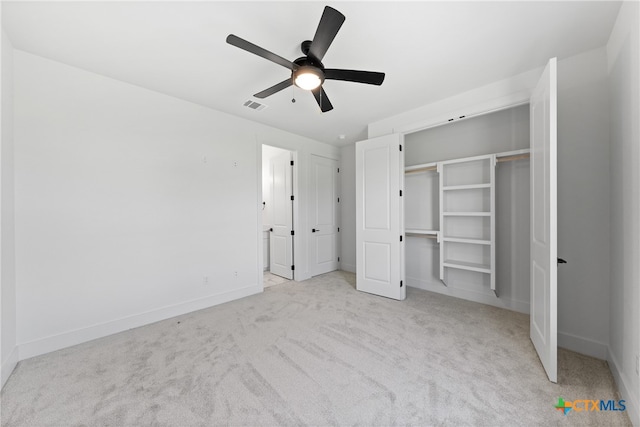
[
  {"left": 557, "top": 331, "right": 608, "bottom": 360},
  {"left": 608, "top": 347, "right": 640, "bottom": 426},
  {"left": 406, "top": 276, "right": 529, "bottom": 314},
  {"left": 18, "top": 284, "right": 261, "bottom": 361},
  {"left": 1, "top": 345, "right": 18, "bottom": 389},
  {"left": 399, "top": 98, "right": 530, "bottom": 137},
  {"left": 368, "top": 66, "right": 543, "bottom": 140}
]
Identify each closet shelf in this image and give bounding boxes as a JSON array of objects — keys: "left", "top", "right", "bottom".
[
  {"left": 442, "top": 260, "right": 491, "bottom": 274},
  {"left": 442, "top": 237, "right": 491, "bottom": 245},
  {"left": 442, "top": 183, "right": 491, "bottom": 191},
  {"left": 405, "top": 229, "right": 439, "bottom": 235},
  {"left": 442, "top": 212, "right": 491, "bottom": 217}
]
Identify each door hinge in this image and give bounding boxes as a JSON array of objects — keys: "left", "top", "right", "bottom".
[
  {"left": 290, "top": 195, "right": 294, "bottom": 201},
  {"left": 291, "top": 265, "right": 295, "bottom": 271},
  {"left": 400, "top": 280, "right": 403, "bottom": 287},
  {"left": 337, "top": 197, "right": 340, "bottom": 203},
  {"left": 291, "top": 230, "right": 295, "bottom": 236},
  {"left": 399, "top": 145, "right": 403, "bottom": 151},
  {"left": 338, "top": 257, "right": 340, "bottom": 262},
  {"left": 338, "top": 227, "right": 340, "bottom": 232},
  {"left": 400, "top": 190, "right": 403, "bottom": 197},
  {"left": 400, "top": 235, "right": 403, "bottom": 242},
  {"left": 337, "top": 167, "right": 340, "bottom": 173},
  {"left": 290, "top": 160, "right": 294, "bottom": 166}
]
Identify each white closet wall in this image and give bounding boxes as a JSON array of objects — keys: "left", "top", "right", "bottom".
[{"left": 404, "top": 104, "right": 530, "bottom": 313}]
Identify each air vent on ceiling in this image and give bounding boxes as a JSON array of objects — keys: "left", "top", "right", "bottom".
[{"left": 243, "top": 100, "right": 268, "bottom": 111}]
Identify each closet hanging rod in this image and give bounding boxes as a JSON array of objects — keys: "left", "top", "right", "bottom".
[
  {"left": 406, "top": 233, "right": 438, "bottom": 239},
  {"left": 496, "top": 153, "right": 530, "bottom": 163},
  {"left": 405, "top": 165, "right": 437, "bottom": 174}
]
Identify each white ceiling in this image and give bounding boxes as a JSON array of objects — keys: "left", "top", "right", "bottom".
[{"left": 2, "top": 1, "right": 622, "bottom": 146}]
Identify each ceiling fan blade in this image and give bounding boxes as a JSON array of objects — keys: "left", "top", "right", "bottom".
[
  {"left": 226, "top": 34, "right": 298, "bottom": 71},
  {"left": 308, "top": 6, "right": 345, "bottom": 62},
  {"left": 311, "top": 86, "right": 334, "bottom": 112},
  {"left": 254, "top": 79, "right": 293, "bottom": 99},
  {"left": 324, "top": 69, "right": 385, "bottom": 85}
]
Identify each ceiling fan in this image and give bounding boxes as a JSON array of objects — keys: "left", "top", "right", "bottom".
[{"left": 226, "top": 6, "right": 385, "bottom": 113}]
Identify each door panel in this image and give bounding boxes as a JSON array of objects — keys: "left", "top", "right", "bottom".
[
  {"left": 356, "top": 134, "right": 405, "bottom": 300},
  {"left": 269, "top": 151, "right": 293, "bottom": 279},
  {"left": 530, "top": 57, "right": 558, "bottom": 383},
  {"left": 310, "top": 155, "right": 338, "bottom": 276}
]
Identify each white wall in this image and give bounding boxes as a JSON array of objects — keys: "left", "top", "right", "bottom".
[
  {"left": 360, "top": 49, "right": 614, "bottom": 360},
  {"left": 13, "top": 50, "right": 337, "bottom": 361},
  {"left": 1, "top": 27, "right": 18, "bottom": 389},
  {"left": 607, "top": 1, "right": 640, "bottom": 424}
]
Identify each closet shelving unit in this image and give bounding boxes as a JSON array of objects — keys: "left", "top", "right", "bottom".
[
  {"left": 439, "top": 154, "right": 496, "bottom": 292},
  {"left": 404, "top": 149, "right": 530, "bottom": 296}
]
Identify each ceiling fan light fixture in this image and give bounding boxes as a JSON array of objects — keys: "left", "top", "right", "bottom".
[{"left": 294, "top": 66, "right": 324, "bottom": 91}]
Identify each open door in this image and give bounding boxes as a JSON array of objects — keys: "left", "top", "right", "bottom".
[
  {"left": 356, "top": 134, "right": 405, "bottom": 300},
  {"left": 269, "top": 151, "right": 294, "bottom": 279},
  {"left": 310, "top": 155, "right": 339, "bottom": 276},
  {"left": 530, "top": 57, "right": 558, "bottom": 383}
]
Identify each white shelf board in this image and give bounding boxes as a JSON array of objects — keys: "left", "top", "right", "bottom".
[
  {"left": 405, "top": 229, "right": 439, "bottom": 235},
  {"left": 405, "top": 162, "right": 438, "bottom": 173},
  {"left": 442, "top": 212, "right": 491, "bottom": 217},
  {"left": 442, "top": 183, "right": 491, "bottom": 191},
  {"left": 443, "top": 260, "right": 491, "bottom": 274},
  {"left": 442, "top": 237, "right": 491, "bottom": 245}
]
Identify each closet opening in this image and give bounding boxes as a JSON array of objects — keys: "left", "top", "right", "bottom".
[{"left": 403, "top": 103, "right": 531, "bottom": 313}]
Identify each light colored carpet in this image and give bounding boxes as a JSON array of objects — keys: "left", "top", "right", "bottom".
[
  {"left": 0, "top": 271, "right": 631, "bottom": 426},
  {"left": 263, "top": 271, "right": 290, "bottom": 288}
]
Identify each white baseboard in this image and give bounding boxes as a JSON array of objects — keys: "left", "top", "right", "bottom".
[
  {"left": 1, "top": 345, "right": 19, "bottom": 390},
  {"left": 608, "top": 347, "right": 640, "bottom": 426},
  {"left": 557, "top": 331, "right": 608, "bottom": 360},
  {"left": 340, "top": 263, "right": 356, "bottom": 273},
  {"left": 18, "top": 284, "right": 262, "bottom": 361},
  {"left": 406, "top": 276, "right": 530, "bottom": 314}
]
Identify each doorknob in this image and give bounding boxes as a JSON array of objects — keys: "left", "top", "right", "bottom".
[
  {"left": 269, "top": 228, "right": 273, "bottom": 232},
  {"left": 558, "top": 258, "right": 567, "bottom": 264},
  {"left": 312, "top": 228, "right": 320, "bottom": 233}
]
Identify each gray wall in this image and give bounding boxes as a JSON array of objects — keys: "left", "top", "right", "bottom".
[
  {"left": 1, "top": 28, "right": 17, "bottom": 388},
  {"left": 404, "top": 105, "right": 530, "bottom": 165},
  {"left": 339, "top": 144, "right": 356, "bottom": 273},
  {"left": 607, "top": 2, "right": 639, "bottom": 423},
  {"left": 556, "top": 47, "right": 612, "bottom": 357}
]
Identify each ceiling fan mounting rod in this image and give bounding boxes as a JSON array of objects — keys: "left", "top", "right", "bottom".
[{"left": 301, "top": 40, "right": 313, "bottom": 56}]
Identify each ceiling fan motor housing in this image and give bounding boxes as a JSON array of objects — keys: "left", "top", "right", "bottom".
[{"left": 292, "top": 56, "right": 325, "bottom": 89}]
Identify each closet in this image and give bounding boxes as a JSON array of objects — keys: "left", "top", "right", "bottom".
[
  {"left": 403, "top": 111, "right": 532, "bottom": 313},
  {"left": 356, "top": 55, "right": 559, "bottom": 383}
]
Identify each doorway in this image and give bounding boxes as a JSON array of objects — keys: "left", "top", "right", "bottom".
[{"left": 262, "top": 145, "right": 294, "bottom": 282}]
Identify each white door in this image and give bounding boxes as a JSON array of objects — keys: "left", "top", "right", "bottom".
[
  {"left": 530, "top": 57, "right": 558, "bottom": 383},
  {"left": 310, "top": 155, "right": 339, "bottom": 276},
  {"left": 356, "top": 134, "right": 405, "bottom": 300},
  {"left": 269, "top": 152, "right": 294, "bottom": 279}
]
